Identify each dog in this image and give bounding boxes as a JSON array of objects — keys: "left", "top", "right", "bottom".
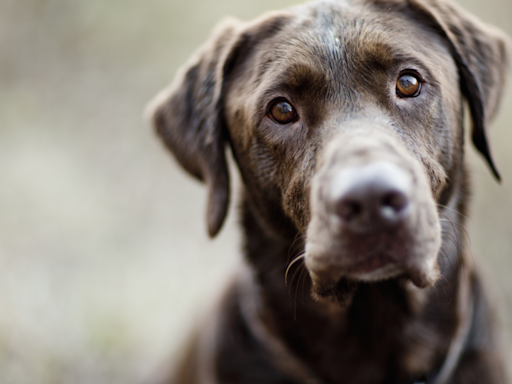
[{"left": 146, "top": 0, "right": 509, "bottom": 382}]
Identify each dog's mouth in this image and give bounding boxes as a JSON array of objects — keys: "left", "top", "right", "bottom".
[
  {"left": 306, "top": 250, "right": 426, "bottom": 308},
  {"left": 305, "top": 239, "right": 440, "bottom": 305},
  {"left": 308, "top": 266, "right": 419, "bottom": 309},
  {"left": 342, "top": 252, "right": 405, "bottom": 281},
  {"left": 310, "top": 277, "right": 362, "bottom": 308}
]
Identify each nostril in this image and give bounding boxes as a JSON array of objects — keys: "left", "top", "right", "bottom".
[
  {"left": 380, "top": 191, "right": 409, "bottom": 221},
  {"left": 329, "top": 162, "right": 412, "bottom": 230},
  {"left": 337, "top": 199, "right": 363, "bottom": 221}
]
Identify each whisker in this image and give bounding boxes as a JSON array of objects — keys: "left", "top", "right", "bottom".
[
  {"left": 439, "top": 214, "right": 471, "bottom": 248},
  {"left": 294, "top": 265, "right": 307, "bottom": 319},
  {"left": 285, "top": 253, "right": 306, "bottom": 287},
  {"left": 440, "top": 231, "right": 461, "bottom": 273},
  {"left": 437, "top": 203, "right": 469, "bottom": 221},
  {"left": 287, "top": 231, "right": 306, "bottom": 263},
  {"left": 437, "top": 272, "right": 451, "bottom": 297},
  {"left": 287, "top": 260, "right": 306, "bottom": 314},
  {"left": 301, "top": 266, "right": 309, "bottom": 304},
  {"left": 445, "top": 229, "right": 463, "bottom": 262}
]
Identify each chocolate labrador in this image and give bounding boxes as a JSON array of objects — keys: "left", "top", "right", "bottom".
[{"left": 146, "top": 0, "right": 509, "bottom": 382}]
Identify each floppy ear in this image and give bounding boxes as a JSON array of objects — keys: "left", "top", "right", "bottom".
[
  {"left": 146, "top": 19, "right": 243, "bottom": 237},
  {"left": 408, "top": 0, "right": 510, "bottom": 181}
]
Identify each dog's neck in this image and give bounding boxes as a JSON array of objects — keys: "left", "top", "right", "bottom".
[{"left": 237, "top": 172, "right": 469, "bottom": 383}]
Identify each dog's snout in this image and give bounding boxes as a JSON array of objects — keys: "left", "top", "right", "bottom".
[{"left": 330, "top": 162, "right": 412, "bottom": 231}]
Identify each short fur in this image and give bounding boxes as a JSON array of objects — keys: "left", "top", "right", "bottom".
[{"left": 147, "top": 0, "right": 509, "bottom": 383}]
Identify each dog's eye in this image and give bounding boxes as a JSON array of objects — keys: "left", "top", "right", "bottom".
[
  {"left": 396, "top": 73, "right": 421, "bottom": 98},
  {"left": 269, "top": 99, "right": 297, "bottom": 124}
]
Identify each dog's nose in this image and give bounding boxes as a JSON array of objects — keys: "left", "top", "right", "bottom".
[{"left": 330, "top": 162, "right": 411, "bottom": 232}]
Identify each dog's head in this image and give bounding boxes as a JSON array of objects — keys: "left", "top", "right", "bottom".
[{"left": 148, "top": 0, "right": 508, "bottom": 297}]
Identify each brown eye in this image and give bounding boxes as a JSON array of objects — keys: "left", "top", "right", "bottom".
[
  {"left": 269, "top": 99, "right": 297, "bottom": 124},
  {"left": 396, "top": 73, "right": 421, "bottom": 97}
]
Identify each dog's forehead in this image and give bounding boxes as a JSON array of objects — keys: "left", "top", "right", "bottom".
[{"left": 254, "top": 0, "right": 451, "bottom": 85}]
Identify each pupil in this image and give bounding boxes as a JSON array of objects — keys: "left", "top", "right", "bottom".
[
  {"left": 278, "top": 102, "right": 292, "bottom": 115},
  {"left": 400, "top": 75, "right": 417, "bottom": 91}
]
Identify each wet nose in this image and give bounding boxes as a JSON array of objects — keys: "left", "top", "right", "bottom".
[{"left": 330, "top": 162, "right": 412, "bottom": 232}]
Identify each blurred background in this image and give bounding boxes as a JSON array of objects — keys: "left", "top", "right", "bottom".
[{"left": 0, "top": 0, "right": 511, "bottom": 382}]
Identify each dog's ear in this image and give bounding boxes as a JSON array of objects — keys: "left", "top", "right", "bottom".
[
  {"left": 408, "top": 0, "right": 509, "bottom": 181},
  {"left": 146, "top": 19, "right": 243, "bottom": 237}
]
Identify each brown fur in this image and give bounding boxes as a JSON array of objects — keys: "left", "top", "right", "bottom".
[{"left": 147, "top": 0, "right": 509, "bottom": 383}]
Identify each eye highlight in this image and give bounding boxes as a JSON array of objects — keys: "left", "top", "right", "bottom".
[
  {"left": 268, "top": 99, "right": 298, "bottom": 124},
  {"left": 396, "top": 72, "right": 422, "bottom": 98}
]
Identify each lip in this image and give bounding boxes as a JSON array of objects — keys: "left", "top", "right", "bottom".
[
  {"left": 306, "top": 244, "right": 438, "bottom": 296},
  {"left": 344, "top": 260, "right": 405, "bottom": 282},
  {"left": 307, "top": 251, "right": 404, "bottom": 287}
]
